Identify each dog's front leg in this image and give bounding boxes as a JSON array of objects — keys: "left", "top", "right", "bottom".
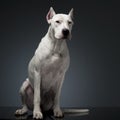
[
  {"left": 33, "top": 70, "right": 43, "bottom": 119},
  {"left": 53, "top": 74, "right": 65, "bottom": 118}
]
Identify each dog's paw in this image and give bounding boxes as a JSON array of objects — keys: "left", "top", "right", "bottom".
[
  {"left": 54, "top": 108, "right": 63, "bottom": 118},
  {"left": 15, "top": 108, "right": 27, "bottom": 116},
  {"left": 33, "top": 110, "right": 43, "bottom": 119}
]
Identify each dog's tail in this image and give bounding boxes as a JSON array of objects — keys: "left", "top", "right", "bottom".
[{"left": 63, "top": 108, "right": 89, "bottom": 116}]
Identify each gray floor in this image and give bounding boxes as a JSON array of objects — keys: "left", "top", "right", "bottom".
[{"left": 0, "top": 107, "right": 120, "bottom": 120}]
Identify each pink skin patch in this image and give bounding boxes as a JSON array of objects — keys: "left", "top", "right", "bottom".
[{"left": 25, "top": 84, "right": 34, "bottom": 110}]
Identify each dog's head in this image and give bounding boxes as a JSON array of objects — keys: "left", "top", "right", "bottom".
[{"left": 46, "top": 7, "right": 74, "bottom": 40}]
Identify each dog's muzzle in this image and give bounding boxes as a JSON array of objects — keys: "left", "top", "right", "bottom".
[{"left": 62, "top": 29, "right": 70, "bottom": 39}]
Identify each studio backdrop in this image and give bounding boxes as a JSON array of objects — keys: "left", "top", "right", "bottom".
[{"left": 0, "top": 0, "right": 120, "bottom": 107}]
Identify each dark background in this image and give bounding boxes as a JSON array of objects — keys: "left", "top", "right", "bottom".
[{"left": 0, "top": 0, "right": 120, "bottom": 107}]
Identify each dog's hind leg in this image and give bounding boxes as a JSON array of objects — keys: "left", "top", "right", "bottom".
[{"left": 15, "top": 78, "right": 33, "bottom": 115}]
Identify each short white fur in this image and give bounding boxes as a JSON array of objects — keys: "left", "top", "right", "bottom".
[{"left": 15, "top": 7, "right": 74, "bottom": 119}]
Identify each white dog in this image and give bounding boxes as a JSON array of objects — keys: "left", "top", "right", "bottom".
[{"left": 15, "top": 7, "right": 74, "bottom": 119}]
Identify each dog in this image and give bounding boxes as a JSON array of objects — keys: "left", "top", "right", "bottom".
[{"left": 15, "top": 7, "right": 74, "bottom": 119}]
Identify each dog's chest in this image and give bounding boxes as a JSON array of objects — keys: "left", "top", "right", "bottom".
[
  {"left": 41, "top": 52, "right": 67, "bottom": 88},
  {"left": 41, "top": 53, "right": 64, "bottom": 76}
]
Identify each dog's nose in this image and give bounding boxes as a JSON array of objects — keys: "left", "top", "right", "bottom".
[{"left": 62, "top": 29, "right": 69, "bottom": 37}]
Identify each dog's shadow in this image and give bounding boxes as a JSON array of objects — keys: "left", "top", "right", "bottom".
[
  {"left": 15, "top": 111, "right": 64, "bottom": 120},
  {"left": 15, "top": 115, "right": 63, "bottom": 120}
]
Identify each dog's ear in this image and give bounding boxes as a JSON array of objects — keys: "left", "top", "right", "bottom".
[
  {"left": 68, "top": 8, "right": 74, "bottom": 19},
  {"left": 46, "top": 7, "right": 56, "bottom": 24}
]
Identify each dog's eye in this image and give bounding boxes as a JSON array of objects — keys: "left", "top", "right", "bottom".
[
  {"left": 68, "top": 21, "right": 72, "bottom": 24},
  {"left": 56, "top": 20, "right": 60, "bottom": 24}
]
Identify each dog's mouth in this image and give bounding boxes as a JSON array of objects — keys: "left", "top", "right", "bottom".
[
  {"left": 56, "top": 36, "right": 69, "bottom": 40},
  {"left": 54, "top": 29, "right": 71, "bottom": 40},
  {"left": 55, "top": 33, "right": 71, "bottom": 40},
  {"left": 55, "top": 35, "right": 68, "bottom": 40},
  {"left": 62, "top": 33, "right": 72, "bottom": 40},
  {"left": 62, "top": 36, "right": 69, "bottom": 40}
]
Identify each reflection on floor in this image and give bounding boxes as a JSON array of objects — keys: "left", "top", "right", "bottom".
[{"left": 0, "top": 107, "right": 120, "bottom": 120}]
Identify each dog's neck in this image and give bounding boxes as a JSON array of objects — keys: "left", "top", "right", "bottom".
[{"left": 44, "top": 26, "right": 66, "bottom": 55}]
